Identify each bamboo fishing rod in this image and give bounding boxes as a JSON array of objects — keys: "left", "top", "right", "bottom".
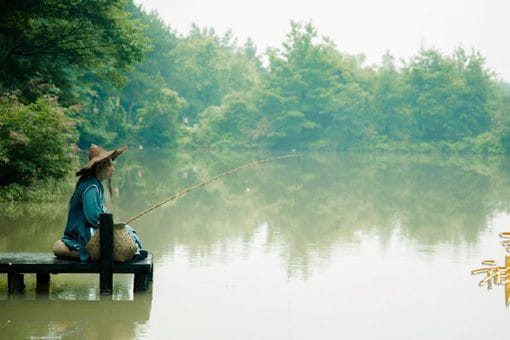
[{"left": 122, "top": 154, "right": 301, "bottom": 224}]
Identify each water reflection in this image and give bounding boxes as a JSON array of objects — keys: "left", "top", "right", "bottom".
[
  {"left": 2, "top": 152, "right": 509, "bottom": 270},
  {"left": 111, "top": 152, "right": 509, "bottom": 276},
  {"left": 2, "top": 151, "right": 510, "bottom": 339},
  {"left": 0, "top": 290, "right": 152, "bottom": 339}
]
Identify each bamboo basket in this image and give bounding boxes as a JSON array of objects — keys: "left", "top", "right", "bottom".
[{"left": 86, "top": 223, "right": 136, "bottom": 263}]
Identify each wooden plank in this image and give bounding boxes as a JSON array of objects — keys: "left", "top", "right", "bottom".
[
  {"left": 0, "top": 256, "right": 153, "bottom": 292},
  {"left": 0, "top": 252, "right": 62, "bottom": 264},
  {"left": 0, "top": 253, "right": 152, "bottom": 273},
  {"left": 0, "top": 254, "right": 101, "bottom": 273}
]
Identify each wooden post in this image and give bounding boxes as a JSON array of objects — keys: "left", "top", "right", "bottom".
[
  {"left": 36, "top": 273, "right": 50, "bottom": 285},
  {"left": 36, "top": 273, "right": 50, "bottom": 293},
  {"left": 8, "top": 273, "right": 25, "bottom": 293},
  {"left": 99, "top": 213, "right": 114, "bottom": 294},
  {"left": 134, "top": 272, "right": 149, "bottom": 292}
]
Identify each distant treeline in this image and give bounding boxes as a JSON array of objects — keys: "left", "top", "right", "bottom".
[{"left": 1, "top": 0, "right": 510, "bottom": 186}]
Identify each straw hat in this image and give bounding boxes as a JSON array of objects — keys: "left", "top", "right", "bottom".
[{"left": 76, "top": 144, "right": 127, "bottom": 176}]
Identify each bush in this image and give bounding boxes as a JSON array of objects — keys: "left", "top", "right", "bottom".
[{"left": 0, "top": 94, "right": 78, "bottom": 186}]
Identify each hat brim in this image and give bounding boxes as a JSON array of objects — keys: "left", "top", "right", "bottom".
[{"left": 76, "top": 146, "right": 127, "bottom": 176}]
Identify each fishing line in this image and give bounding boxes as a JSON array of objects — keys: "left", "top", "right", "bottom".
[
  {"left": 290, "top": 153, "right": 302, "bottom": 231},
  {"left": 122, "top": 154, "right": 301, "bottom": 224}
]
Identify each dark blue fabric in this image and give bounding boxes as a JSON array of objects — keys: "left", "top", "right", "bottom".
[
  {"left": 126, "top": 224, "right": 143, "bottom": 255},
  {"left": 61, "top": 175, "right": 105, "bottom": 261}
]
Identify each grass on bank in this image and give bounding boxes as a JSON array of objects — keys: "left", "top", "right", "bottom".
[{"left": 0, "top": 177, "right": 75, "bottom": 203}]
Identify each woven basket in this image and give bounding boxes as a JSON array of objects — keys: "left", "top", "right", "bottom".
[{"left": 86, "top": 223, "right": 137, "bottom": 263}]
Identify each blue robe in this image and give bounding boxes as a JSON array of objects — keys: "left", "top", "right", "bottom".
[{"left": 61, "top": 175, "right": 142, "bottom": 261}]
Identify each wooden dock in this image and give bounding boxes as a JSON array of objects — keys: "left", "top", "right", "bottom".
[{"left": 0, "top": 214, "right": 153, "bottom": 294}]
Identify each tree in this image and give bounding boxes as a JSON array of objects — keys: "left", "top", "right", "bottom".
[
  {"left": 165, "top": 26, "right": 260, "bottom": 122},
  {"left": 0, "top": 0, "right": 150, "bottom": 100},
  {"left": 0, "top": 0, "right": 152, "bottom": 186},
  {"left": 120, "top": 10, "right": 179, "bottom": 126},
  {"left": 402, "top": 48, "right": 493, "bottom": 142},
  {"left": 258, "top": 21, "right": 370, "bottom": 150},
  {"left": 135, "top": 88, "right": 186, "bottom": 147},
  {"left": 190, "top": 90, "right": 263, "bottom": 148},
  {"left": 370, "top": 52, "right": 411, "bottom": 142},
  {"left": 69, "top": 75, "right": 129, "bottom": 148},
  {"left": 0, "top": 94, "right": 78, "bottom": 186},
  {"left": 453, "top": 49, "right": 493, "bottom": 138},
  {"left": 492, "top": 82, "right": 510, "bottom": 152}
]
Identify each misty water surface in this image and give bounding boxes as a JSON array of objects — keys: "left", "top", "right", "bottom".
[{"left": 1, "top": 150, "right": 510, "bottom": 339}]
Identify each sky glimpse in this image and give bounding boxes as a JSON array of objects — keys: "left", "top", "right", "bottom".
[{"left": 137, "top": 0, "right": 510, "bottom": 82}]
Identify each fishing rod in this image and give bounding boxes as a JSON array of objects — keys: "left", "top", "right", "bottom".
[{"left": 122, "top": 154, "right": 301, "bottom": 224}]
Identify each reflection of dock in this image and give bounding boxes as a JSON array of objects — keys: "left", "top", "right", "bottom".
[
  {"left": 0, "top": 292, "right": 153, "bottom": 339},
  {"left": 0, "top": 290, "right": 153, "bottom": 322}
]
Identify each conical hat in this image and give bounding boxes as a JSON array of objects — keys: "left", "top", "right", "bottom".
[{"left": 76, "top": 144, "right": 127, "bottom": 176}]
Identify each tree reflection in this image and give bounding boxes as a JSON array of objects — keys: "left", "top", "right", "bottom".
[
  {"left": 105, "top": 151, "right": 510, "bottom": 276},
  {"left": 2, "top": 150, "right": 510, "bottom": 277}
]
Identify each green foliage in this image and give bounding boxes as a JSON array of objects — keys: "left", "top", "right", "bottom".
[
  {"left": 2, "top": 5, "right": 510, "bottom": 196},
  {"left": 135, "top": 88, "right": 186, "bottom": 147},
  {"left": 166, "top": 26, "right": 261, "bottom": 122},
  {"left": 491, "top": 82, "right": 510, "bottom": 152},
  {"left": 402, "top": 48, "right": 493, "bottom": 142},
  {"left": 0, "top": 0, "right": 150, "bottom": 97},
  {"left": 0, "top": 94, "right": 78, "bottom": 186},
  {"left": 69, "top": 77, "right": 129, "bottom": 148},
  {"left": 0, "top": 179, "right": 73, "bottom": 203},
  {"left": 131, "top": 20, "right": 508, "bottom": 154},
  {"left": 256, "top": 22, "right": 371, "bottom": 150},
  {"left": 189, "top": 91, "right": 263, "bottom": 149},
  {"left": 0, "top": 0, "right": 153, "bottom": 152},
  {"left": 370, "top": 52, "right": 412, "bottom": 142},
  {"left": 120, "top": 10, "right": 179, "bottom": 126}
]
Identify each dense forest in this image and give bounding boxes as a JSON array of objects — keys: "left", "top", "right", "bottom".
[{"left": 1, "top": 0, "right": 510, "bottom": 187}]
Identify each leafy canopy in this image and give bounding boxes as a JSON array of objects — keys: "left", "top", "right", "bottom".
[
  {"left": 0, "top": 0, "right": 150, "bottom": 96},
  {"left": 0, "top": 94, "right": 78, "bottom": 186}
]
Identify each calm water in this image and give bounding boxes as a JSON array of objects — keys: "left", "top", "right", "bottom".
[{"left": 1, "top": 150, "right": 510, "bottom": 339}]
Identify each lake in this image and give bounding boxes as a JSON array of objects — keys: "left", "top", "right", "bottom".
[{"left": 1, "top": 150, "right": 510, "bottom": 339}]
